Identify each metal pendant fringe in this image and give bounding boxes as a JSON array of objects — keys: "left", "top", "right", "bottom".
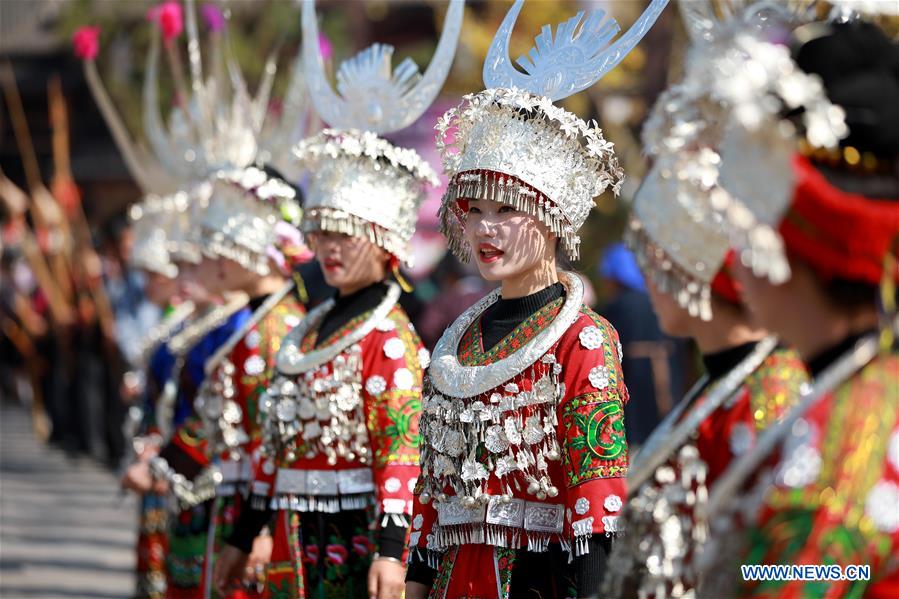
[
  {"left": 626, "top": 221, "right": 713, "bottom": 321},
  {"left": 302, "top": 208, "right": 406, "bottom": 262},
  {"left": 205, "top": 237, "right": 271, "bottom": 277},
  {"left": 271, "top": 492, "right": 374, "bottom": 513},
  {"left": 439, "top": 170, "right": 581, "bottom": 262}
]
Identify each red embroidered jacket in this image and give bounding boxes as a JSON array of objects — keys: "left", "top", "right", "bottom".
[
  {"left": 253, "top": 304, "right": 425, "bottom": 520},
  {"left": 741, "top": 352, "right": 899, "bottom": 598},
  {"left": 411, "top": 302, "right": 630, "bottom": 561}
]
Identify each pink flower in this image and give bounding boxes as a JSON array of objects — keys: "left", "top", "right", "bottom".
[
  {"left": 318, "top": 33, "right": 332, "bottom": 62},
  {"left": 351, "top": 534, "right": 373, "bottom": 557},
  {"left": 325, "top": 543, "right": 348, "bottom": 565},
  {"left": 200, "top": 3, "right": 225, "bottom": 33},
  {"left": 147, "top": 1, "right": 184, "bottom": 43},
  {"left": 302, "top": 544, "right": 319, "bottom": 564},
  {"left": 72, "top": 26, "right": 100, "bottom": 61}
]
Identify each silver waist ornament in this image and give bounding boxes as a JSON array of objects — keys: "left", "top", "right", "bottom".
[{"left": 601, "top": 337, "right": 777, "bottom": 599}]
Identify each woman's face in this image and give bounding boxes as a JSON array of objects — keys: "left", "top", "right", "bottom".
[
  {"left": 142, "top": 269, "right": 178, "bottom": 307},
  {"left": 308, "top": 231, "right": 388, "bottom": 295},
  {"left": 645, "top": 278, "right": 694, "bottom": 338},
  {"left": 462, "top": 199, "right": 555, "bottom": 283},
  {"left": 732, "top": 258, "right": 801, "bottom": 341}
]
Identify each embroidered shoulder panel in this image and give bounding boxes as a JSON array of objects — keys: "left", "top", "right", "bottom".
[
  {"left": 300, "top": 308, "right": 375, "bottom": 353},
  {"left": 744, "top": 346, "right": 808, "bottom": 430}
]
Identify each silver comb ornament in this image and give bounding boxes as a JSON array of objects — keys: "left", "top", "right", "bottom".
[
  {"left": 301, "top": 0, "right": 463, "bottom": 134},
  {"left": 484, "top": 0, "right": 670, "bottom": 101}
]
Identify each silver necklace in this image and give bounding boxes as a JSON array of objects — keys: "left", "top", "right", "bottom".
[
  {"left": 428, "top": 271, "right": 583, "bottom": 398},
  {"left": 137, "top": 301, "right": 195, "bottom": 366},
  {"left": 276, "top": 281, "right": 400, "bottom": 375},
  {"left": 168, "top": 293, "right": 250, "bottom": 356},
  {"left": 628, "top": 335, "right": 779, "bottom": 491},
  {"left": 204, "top": 281, "right": 295, "bottom": 376}
]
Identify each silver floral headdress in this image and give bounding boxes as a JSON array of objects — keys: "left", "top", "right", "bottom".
[
  {"left": 628, "top": 0, "right": 847, "bottom": 318},
  {"left": 669, "top": 0, "right": 848, "bottom": 285},
  {"left": 436, "top": 0, "right": 669, "bottom": 262},
  {"left": 295, "top": 0, "right": 463, "bottom": 266},
  {"left": 129, "top": 194, "right": 179, "bottom": 278},
  {"left": 85, "top": 0, "right": 316, "bottom": 271},
  {"left": 200, "top": 167, "right": 302, "bottom": 276}
]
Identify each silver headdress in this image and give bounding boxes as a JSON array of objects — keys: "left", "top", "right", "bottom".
[
  {"left": 627, "top": 0, "right": 846, "bottom": 318},
  {"left": 144, "top": 1, "right": 316, "bottom": 275},
  {"left": 294, "top": 0, "right": 463, "bottom": 267},
  {"left": 203, "top": 166, "right": 302, "bottom": 276},
  {"left": 129, "top": 194, "right": 179, "bottom": 279},
  {"left": 667, "top": 1, "right": 847, "bottom": 285},
  {"left": 436, "top": 0, "right": 669, "bottom": 262}
]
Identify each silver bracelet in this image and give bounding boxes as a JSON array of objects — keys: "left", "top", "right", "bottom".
[{"left": 372, "top": 553, "right": 404, "bottom": 565}]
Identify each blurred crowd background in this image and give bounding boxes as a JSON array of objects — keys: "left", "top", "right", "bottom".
[{"left": 6, "top": 0, "right": 888, "bottom": 470}]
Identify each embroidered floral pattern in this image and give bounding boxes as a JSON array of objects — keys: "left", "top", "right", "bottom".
[
  {"left": 393, "top": 368, "right": 414, "bottom": 390},
  {"left": 604, "top": 494, "right": 622, "bottom": 513},
  {"left": 365, "top": 376, "right": 387, "bottom": 397},
  {"left": 458, "top": 297, "right": 564, "bottom": 366},
  {"left": 563, "top": 392, "right": 628, "bottom": 486},
  {"left": 383, "top": 337, "right": 405, "bottom": 360},
  {"left": 574, "top": 497, "right": 590, "bottom": 515},
  {"left": 588, "top": 365, "right": 610, "bottom": 390}
]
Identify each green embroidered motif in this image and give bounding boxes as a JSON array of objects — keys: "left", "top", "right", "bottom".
[
  {"left": 571, "top": 402, "right": 626, "bottom": 463},
  {"left": 562, "top": 392, "right": 628, "bottom": 486},
  {"left": 384, "top": 396, "right": 422, "bottom": 454}
]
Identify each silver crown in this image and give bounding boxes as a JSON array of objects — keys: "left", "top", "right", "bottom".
[
  {"left": 295, "top": 0, "right": 461, "bottom": 264},
  {"left": 129, "top": 195, "right": 179, "bottom": 278},
  {"left": 200, "top": 167, "right": 301, "bottom": 276},
  {"left": 437, "top": 0, "right": 668, "bottom": 262},
  {"left": 629, "top": 1, "right": 847, "bottom": 318},
  {"left": 664, "top": 3, "right": 847, "bottom": 285},
  {"left": 294, "top": 129, "right": 438, "bottom": 267}
]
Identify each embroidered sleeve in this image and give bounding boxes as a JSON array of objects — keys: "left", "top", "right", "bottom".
[
  {"left": 556, "top": 310, "right": 629, "bottom": 541},
  {"left": 408, "top": 477, "right": 440, "bottom": 561},
  {"left": 362, "top": 312, "right": 424, "bottom": 517}
]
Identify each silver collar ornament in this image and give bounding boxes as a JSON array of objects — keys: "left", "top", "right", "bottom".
[
  {"left": 294, "top": 0, "right": 463, "bottom": 267},
  {"left": 437, "top": 0, "right": 670, "bottom": 262}
]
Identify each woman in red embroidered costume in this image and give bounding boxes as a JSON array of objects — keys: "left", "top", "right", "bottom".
[
  {"left": 405, "top": 2, "right": 671, "bottom": 596},
  {"left": 124, "top": 196, "right": 195, "bottom": 599},
  {"left": 186, "top": 166, "right": 310, "bottom": 598},
  {"left": 694, "top": 19, "right": 899, "bottom": 598},
  {"left": 214, "top": 133, "right": 434, "bottom": 599},
  {"left": 214, "top": 2, "right": 462, "bottom": 594},
  {"left": 601, "top": 5, "right": 813, "bottom": 595}
]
